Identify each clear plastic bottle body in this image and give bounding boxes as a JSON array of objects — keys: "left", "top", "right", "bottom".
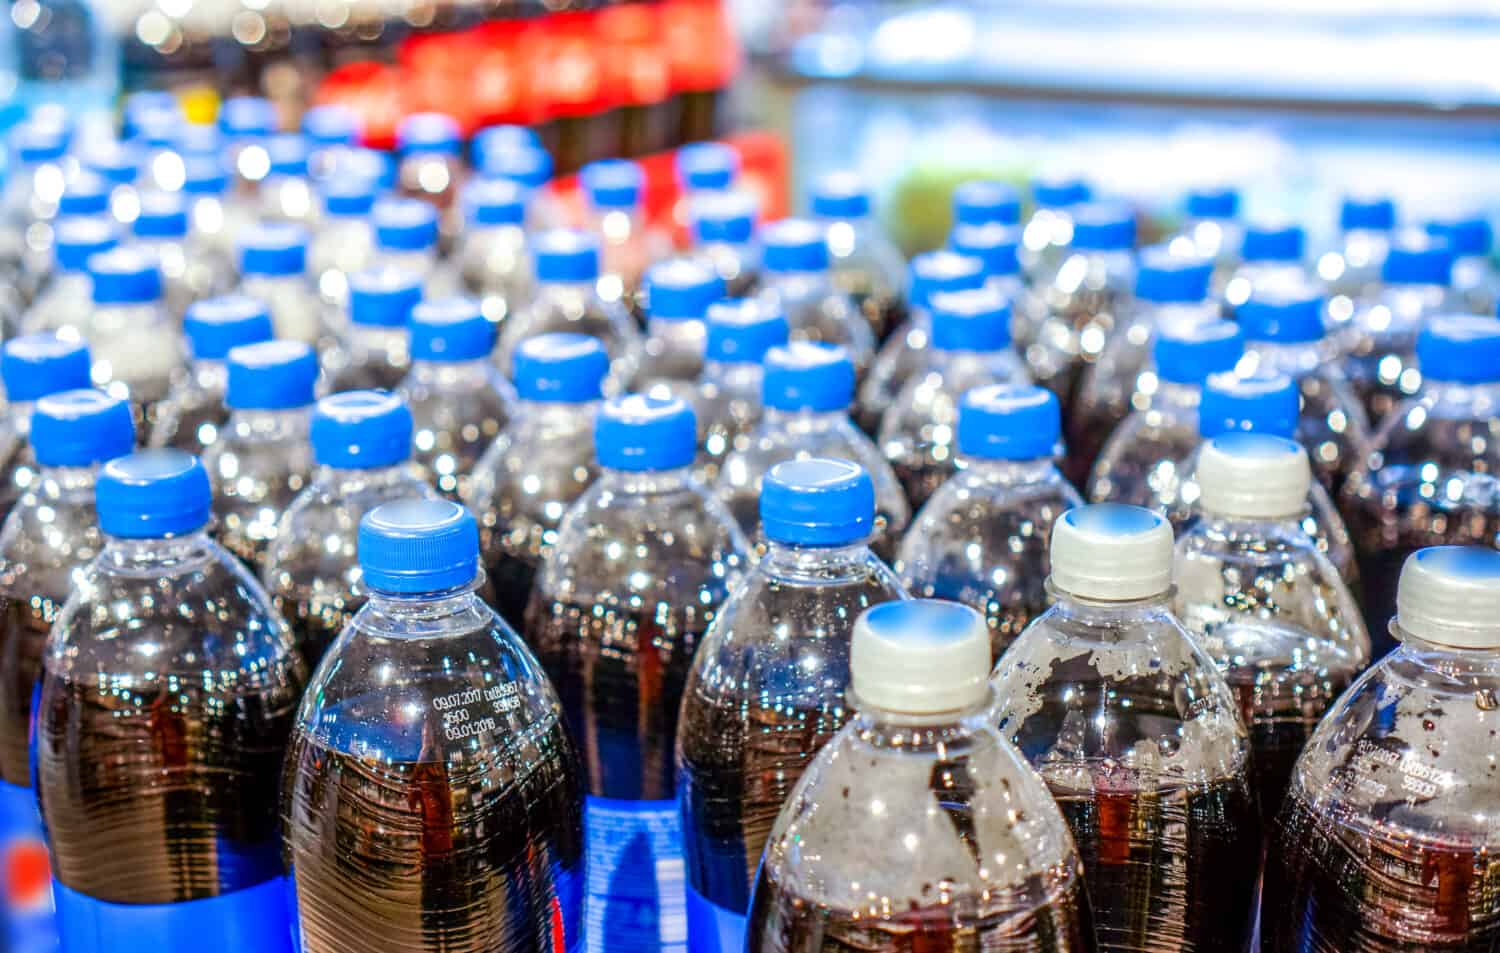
[
  {"left": 747, "top": 689, "right": 1097, "bottom": 953},
  {"left": 239, "top": 273, "right": 327, "bottom": 347},
  {"left": 992, "top": 593, "right": 1260, "bottom": 953},
  {"left": 1342, "top": 282, "right": 1455, "bottom": 424},
  {"left": 141, "top": 235, "right": 224, "bottom": 320},
  {"left": 1451, "top": 253, "right": 1500, "bottom": 317},
  {"left": 590, "top": 208, "right": 671, "bottom": 316},
  {"left": 496, "top": 280, "right": 642, "bottom": 377},
  {"left": 459, "top": 222, "right": 532, "bottom": 319},
  {"left": 756, "top": 272, "right": 874, "bottom": 373},
  {"left": 399, "top": 359, "right": 516, "bottom": 502},
  {"left": 896, "top": 458, "right": 1083, "bottom": 659},
  {"left": 855, "top": 303, "right": 938, "bottom": 435},
  {"left": 149, "top": 359, "right": 229, "bottom": 455},
  {"left": 1087, "top": 381, "right": 1203, "bottom": 512},
  {"left": 203, "top": 408, "right": 315, "bottom": 568},
  {"left": 308, "top": 216, "right": 374, "bottom": 312},
  {"left": 694, "top": 239, "right": 760, "bottom": 299},
  {"left": 0, "top": 406, "right": 38, "bottom": 526},
  {"left": 1243, "top": 338, "right": 1373, "bottom": 491},
  {"left": 323, "top": 325, "right": 411, "bottom": 394},
  {"left": 1323, "top": 227, "right": 1391, "bottom": 301},
  {"left": 281, "top": 582, "right": 585, "bottom": 953},
  {"left": 626, "top": 319, "right": 709, "bottom": 411},
  {"left": 89, "top": 299, "right": 182, "bottom": 428},
  {"left": 188, "top": 191, "right": 257, "bottom": 269},
  {"left": 695, "top": 360, "right": 763, "bottom": 485},
  {"left": 22, "top": 272, "right": 92, "bottom": 337},
  {"left": 1027, "top": 248, "right": 1137, "bottom": 402},
  {"left": 822, "top": 216, "right": 906, "bottom": 342}
]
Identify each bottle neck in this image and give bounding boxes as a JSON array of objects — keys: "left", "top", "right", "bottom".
[
  {"left": 226, "top": 405, "right": 312, "bottom": 437},
  {"left": 1047, "top": 587, "right": 1176, "bottom": 629},
  {"left": 1149, "top": 380, "right": 1203, "bottom": 414},
  {"left": 363, "top": 578, "right": 492, "bottom": 634},
  {"left": 410, "top": 357, "right": 496, "bottom": 387},
  {"left": 601, "top": 464, "right": 696, "bottom": 495},
  {"left": 849, "top": 687, "right": 996, "bottom": 753},
  {"left": 32, "top": 465, "right": 98, "bottom": 504},
  {"left": 100, "top": 527, "right": 216, "bottom": 573},
  {"left": 762, "top": 539, "right": 874, "bottom": 580},
  {"left": 316, "top": 461, "right": 417, "bottom": 493},
  {"left": 762, "top": 405, "right": 844, "bottom": 431},
  {"left": 956, "top": 455, "right": 1061, "bottom": 486}
]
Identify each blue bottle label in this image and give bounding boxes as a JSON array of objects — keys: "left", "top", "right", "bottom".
[
  {"left": 584, "top": 795, "right": 686, "bottom": 953},
  {"left": 686, "top": 883, "right": 746, "bottom": 953},
  {"left": 0, "top": 780, "right": 55, "bottom": 953},
  {"left": 53, "top": 875, "right": 294, "bottom": 953}
]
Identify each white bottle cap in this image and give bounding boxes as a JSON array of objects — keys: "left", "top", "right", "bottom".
[
  {"left": 851, "top": 600, "right": 991, "bottom": 715},
  {"left": 1395, "top": 547, "right": 1500, "bottom": 650},
  {"left": 1050, "top": 503, "right": 1174, "bottom": 601},
  {"left": 1196, "top": 433, "right": 1311, "bottom": 520}
]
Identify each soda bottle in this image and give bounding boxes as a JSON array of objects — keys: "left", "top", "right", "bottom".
[
  {"left": 496, "top": 229, "right": 642, "bottom": 376},
  {"left": 23, "top": 215, "right": 116, "bottom": 336},
  {"left": 695, "top": 298, "right": 789, "bottom": 483},
  {"left": 878, "top": 284, "right": 1029, "bottom": 508},
  {"left": 757, "top": 219, "right": 876, "bottom": 373},
  {"left": 992, "top": 502, "right": 1260, "bottom": 953},
  {"left": 895, "top": 384, "right": 1082, "bottom": 658},
  {"left": 479, "top": 141, "right": 566, "bottom": 231},
  {"left": 855, "top": 249, "right": 985, "bottom": 434},
  {"left": 219, "top": 95, "right": 279, "bottom": 189},
  {"left": 371, "top": 197, "right": 456, "bottom": 296},
  {"left": 1222, "top": 219, "right": 1306, "bottom": 315},
  {"left": 132, "top": 189, "right": 220, "bottom": 319},
  {"left": 0, "top": 334, "right": 92, "bottom": 523},
  {"left": 395, "top": 111, "right": 465, "bottom": 208},
  {"left": 36, "top": 449, "right": 305, "bottom": 952},
  {"left": 204, "top": 340, "right": 318, "bottom": 567},
  {"left": 1324, "top": 193, "right": 1396, "bottom": 302},
  {"left": 1178, "top": 185, "right": 1242, "bottom": 274},
  {"left": 2, "top": 117, "right": 70, "bottom": 229},
  {"left": 308, "top": 175, "right": 378, "bottom": 311},
  {"left": 1020, "top": 172, "right": 1092, "bottom": 279},
  {"left": 300, "top": 103, "right": 360, "bottom": 180},
  {"left": 77, "top": 139, "right": 145, "bottom": 225},
  {"left": 400, "top": 297, "right": 516, "bottom": 502},
  {"left": 811, "top": 172, "right": 906, "bottom": 341},
  {"left": 748, "top": 598, "right": 1098, "bottom": 953},
  {"left": 1264, "top": 545, "right": 1500, "bottom": 952},
  {"left": 468, "top": 334, "right": 610, "bottom": 630},
  {"left": 580, "top": 158, "right": 669, "bottom": 314},
  {"left": 953, "top": 179, "right": 1023, "bottom": 230},
  {"left": 526, "top": 393, "right": 750, "bottom": 953},
  {"left": 713, "top": 342, "right": 910, "bottom": 558},
  {"left": 675, "top": 142, "right": 738, "bottom": 200},
  {"left": 688, "top": 189, "right": 761, "bottom": 296},
  {"left": 1172, "top": 433, "right": 1370, "bottom": 827},
  {"left": 626, "top": 258, "right": 725, "bottom": 406},
  {"left": 0, "top": 389, "right": 133, "bottom": 953},
  {"left": 181, "top": 155, "right": 252, "bottom": 269},
  {"left": 323, "top": 268, "right": 421, "bottom": 393},
  {"left": 678, "top": 457, "right": 909, "bottom": 953},
  {"left": 263, "top": 390, "right": 435, "bottom": 669},
  {"left": 1341, "top": 315, "right": 1500, "bottom": 655},
  {"left": 83, "top": 246, "right": 182, "bottom": 430},
  {"left": 949, "top": 221, "right": 1027, "bottom": 342},
  {"left": 236, "top": 222, "right": 325, "bottom": 345},
  {"left": 1088, "top": 320, "right": 1244, "bottom": 509},
  {"left": 1427, "top": 214, "right": 1498, "bottom": 315},
  {"left": 257, "top": 133, "right": 315, "bottom": 224},
  {"left": 457, "top": 176, "right": 533, "bottom": 316},
  {"left": 150, "top": 295, "right": 275, "bottom": 455}
]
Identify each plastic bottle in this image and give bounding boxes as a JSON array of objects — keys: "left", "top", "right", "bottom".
[
  {"left": 695, "top": 298, "right": 789, "bottom": 483},
  {"left": 400, "top": 297, "right": 516, "bottom": 501},
  {"left": 323, "top": 268, "right": 420, "bottom": 393},
  {"left": 257, "top": 133, "right": 315, "bottom": 224},
  {"left": 1427, "top": 214, "right": 1498, "bottom": 315},
  {"left": 625, "top": 258, "right": 724, "bottom": 407},
  {"left": 878, "top": 284, "right": 1029, "bottom": 508},
  {"left": 219, "top": 95, "right": 279, "bottom": 191},
  {"left": 678, "top": 458, "right": 909, "bottom": 952},
  {"left": 457, "top": 176, "right": 533, "bottom": 319},
  {"left": 1340, "top": 315, "right": 1500, "bottom": 655},
  {"left": 992, "top": 502, "right": 1259, "bottom": 953},
  {"left": 282, "top": 497, "right": 583, "bottom": 953},
  {"left": 77, "top": 139, "right": 145, "bottom": 227},
  {"left": 181, "top": 155, "right": 251, "bottom": 268},
  {"left": 1019, "top": 173, "right": 1092, "bottom": 280},
  {"left": 150, "top": 295, "right": 275, "bottom": 455},
  {"left": 132, "top": 189, "right": 219, "bottom": 318},
  {"left": 12, "top": 0, "right": 120, "bottom": 121},
  {"left": 300, "top": 103, "right": 360, "bottom": 180},
  {"left": 895, "top": 384, "right": 1082, "bottom": 658},
  {"left": 675, "top": 141, "right": 738, "bottom": 203},
  {"left": 1172, "top": 433, "right": 1370, "bottom": 827},
  {"left": 855, "top": 249, "right": 985, "bottom": 434},
  {"left": 203, "top": 340, "right": 318, "bottom": 567},
  {"left": 749, "top": 598, "right": 1097, "bottom": 953},
  {"left": 1222, "top": 220, "right": 1306, "bottom": 315},
  {"left": 236, "top": 222, "right": 324, "bottom": 345},
  {"left": 757, "top": 218, "right": 875, "bottom": 372},
  {"left": 581, "top": 159, "right": 669, "bottom": 317},
  {"left": 308, "top": 175, "right": 377, "bottom": 310},
  {"left": 468, "top": 333, "right": 609, "bottom": 629},
  {"left": 688, "top": 188, "right": 761, "bottom": 297},
  {"left": 1179, "top": 185, "right": 1242, "bottom": 274},
  {"left": 950, "top": 220, "right": 1029, "bottom": 346},
  {"left": 395, "top": 111, "right": 465, "bottom": 208},
  {"left": 36, "top": 450, "right": 305, "bottom": 952},
  {"left": 263, "top": 390, "right": 435, "bottom": 669},
  {"left": 1321, "top": 193, "right": 1396, "bottom": 302},
  {"left": 811, "top": 171, "right": 906, "bottom": 342},
  {"left": 2, "top": 117, "right": 70, "bottom": 228},
  {"left": 371, "top": 196, "right": 456, "bottom": 297},
  {"left": 714, "top": 342, "right": 910, "bottom": 558},
  {"left": 526, "top": 393, "right": 750, "bottom": 953},
  {"left": 1263, "top": 546, "right": 1500, "bottom": 953},
  {"left": 83, "top": 245, "right": 181, "bottom": 428},
  {"left": 954, "top": 179, "right": 1023, "bottom": 231},
  {"left": 0, "top": 389, "right": 132, "bottom": 953},
  {"left": 0, "top": 334, "right": 92, "bottom": 523},
  {"left": 478, "top": 140, "right": 565, "bottom": 231},
  {"left": 23, "top": 215, "right": 116, "bottom": 336},
  {"left": 1087, "top": 320, "right": 1244, "bottom": 510}
]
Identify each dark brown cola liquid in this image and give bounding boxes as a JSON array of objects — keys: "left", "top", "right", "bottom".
[
  {"left": 890, "top": 458, "right": 953, "bottom": 515},
  {"left": 0, "top": 594, "right": 56, "bottom": 786},
  {"left": 484, "top": 551, "right": 541, "bottom": 636},
  {"left": 271, "top": 588, "right": 361, "bottom": 673}
]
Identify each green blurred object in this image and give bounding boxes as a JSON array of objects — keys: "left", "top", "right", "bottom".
[{"left": 883, "top": 162, "right": 1031, "bottom": 256}]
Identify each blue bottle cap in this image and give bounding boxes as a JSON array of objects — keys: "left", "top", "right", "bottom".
[
  {"left": 182, "top": 156, "right": 230, "bottom": 196},
  {"left": 761, "top": 457, "right": 875, "bottom": 546},
  {"left": 373, "top": 198, "right": 440, "bottom": 252},
  {"left": 691, "top": 189, "right": 757, "bottom": 244},
  {"left": 929, "top": 287, "right": 1012, "bottom": 352},
  {"left": 645, "top": 259, "right": 725, "bottom": 321},
  {"left": 1185, "top": 187, "right": 1239, "bottom": 220},
  {"left": 11, "top": 118, "right": 68, "bottom": 163},
  {"left": 950, "top": 223, "right": 1020, "bottom": 279},
  {"left": 81, "top": 140, "right": 144, "bottom": 186},
  {"left": 133, "top": 191, "right": 188, "bottom": 239},
  {"left": 762, "top": 342, "right": 855, "bottom": 412},
  {"left": 1381, "top": 231, "right": 1453, "bottom": 286},
  {"left": 1241, "top": 221, "right": 1304, "bottom": 263},
  {"left": 1418, "top": 315, "right": 1500, "bottom": 385},
  {"left": 581, "top": 159, "right": 643, "bottom": 210},
  {"left": 1199, "top": 371, "right": 1299, "bottom": 439},
  {"left": 321, "top": 176, "right": 379, "bottom": 217},
  {"left": 463, "top": 177, "right": 526, "bottom": 227},
  {"left": 481, "top": 143, "right": 552, "bottom": 189},
  {"left": 89, "top": 247, "right": 163, "bottom": 305},
  {"left": 53, "top": 216, "right": 118, "bottom": 272},
  {"left": 473, "top": 124, "right": 542, "bottom": 167},
  {"left": 762, "top": 218, "right": 830, "bottom": 274},
  {"left": 954, "top": 180, "right": 1022, "bottom": 227},
  {"left": 908, "top": 250, "right": 986, "bottom": 311},
  {"left": 226, "top": 340, "right": 319, "bottom": 410},
  {"left": 1134, "top": 246, "right": 1213, "bottom": 303},
  {"left": 1425, "top": 216, "right": 1492, "bottom": 258},
  {"left": 2, "top": 334, "right": 91, "bottom": 403},
  {"left": 957, "top": 384, "right": 1060, "bottom": 460},
  {"left": 410, "top": 298, "right": 495, "bottom": 362},
  {"left": 534, "top": 229, "right": 601, "bottom": 283},
  {"left": 238, "top": 222, "right": 309, "bottom": 276},
  {"left": 1340, "top": 194, "right": 1396, "bottom": 232},
  {"left": 183, "top": 295, "right": 275, "bottom": 360},
  {"left": 397, "top": 112, "right": 462, "bottom": 157},
  {"left": 349, "top": 268, "right": 424, "bottom": 328},
  {"left": 1031, "top": 174, "right": 1090, "bottom": 209},
  {"left": 677, "top": 142, "right": 739, "bottom": 192},
  {"left": 358, "top": 498, "right": 480, "bottom": 594},
  {"left": 514, "top": 333, "right": 610, "bottom": 403},
  {"left": 1153, "top": 320, "right": 1244, "bottom": 385},
  {"left": 265, "top": 134, "right": 310, "bottom": 177},
  {"left": 705, "top": 298, "right": 789, "bottom": 364},
  {"left": 1069, "top": 203, "right": 1137, "bottom": 252},
  {"left": 126, "top": 106, "right": 182, "bottom": 149},
  {"left": 595, "top": 394, "right": 697, "bottom": 471},
  {"left": 1237, "top": 290, "right": 1324, "bottom": 344},
  {"left": 173, "top": 123, "right": 224, "bottom": 159},
  {"left": 31, "top": 389, "right": 135, "bottom": 468},
  {"left": 810, "top": 171, "right": 871, "bottom": 220},
  {"left": 97, "top": 449, "right": 213, "bottom": 538},
  {"left": 302, "top": 104, "right": 360, "bottom": 148},
  {"left": 311, "top": 390, "right": 413, "bottom": 470},
  {"left": 219, "top": 96, "right": 277, "bottom": 139},
  {"left": 58, "top": 172, "right": 112, "bottom": 217},
  {"left": 342, "top": 148, "right": 397, "bottom": 190}
]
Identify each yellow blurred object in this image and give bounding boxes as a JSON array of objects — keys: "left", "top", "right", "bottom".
[{"left": 179, "top": 87, "right": 221, "bottom": 126}]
